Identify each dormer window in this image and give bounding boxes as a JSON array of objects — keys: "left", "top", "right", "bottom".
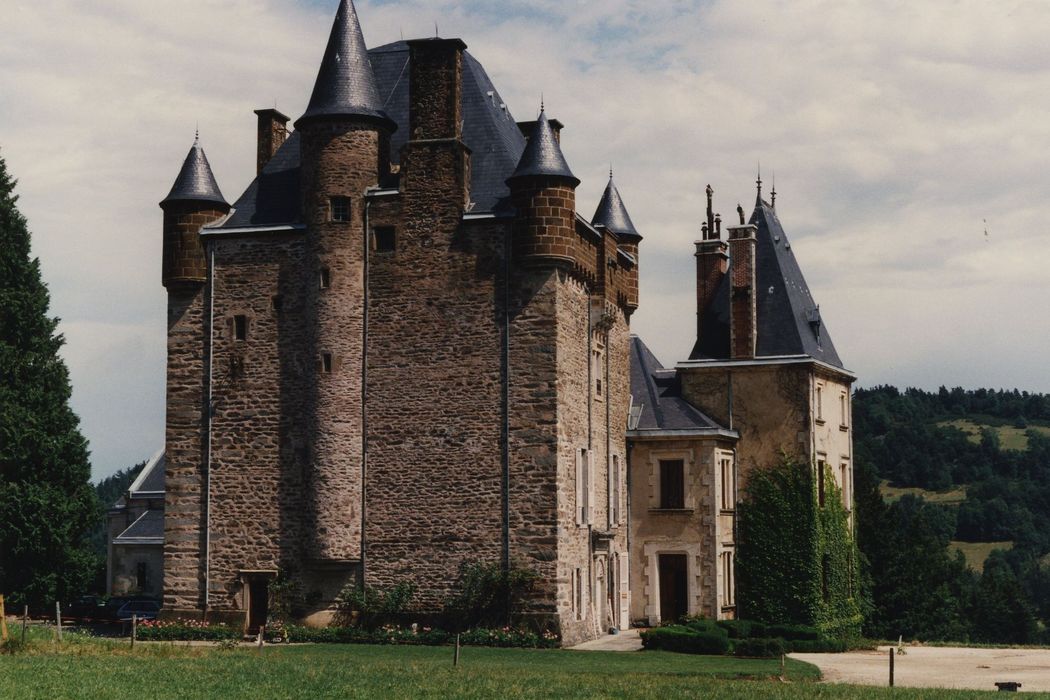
[{"left": 330, "top": 197, "right": 351, "bottom": 223}]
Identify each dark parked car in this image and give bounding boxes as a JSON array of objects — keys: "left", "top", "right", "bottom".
[
  {"left": 116, "top": 599, "right": 160, "bottom": 621},
  {"left": 97, "top": 596, "right": 159, "bottom": 621},
  {"left": 67, "top": 595, "right": 106, "bottom": 621}
]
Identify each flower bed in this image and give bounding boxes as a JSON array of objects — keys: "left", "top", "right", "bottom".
[{"left": 277, "top": 624, "right": 558, "bottom": 648}]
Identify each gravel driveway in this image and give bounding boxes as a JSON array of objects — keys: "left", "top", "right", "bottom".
[{"left": 791, "top": 646, "right": 1050, "bottom": 693}]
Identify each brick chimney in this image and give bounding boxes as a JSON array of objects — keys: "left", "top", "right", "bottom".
[
  {"left": 695, "top": 185, "right": 727, "bottom": 342},
  {"left": 727, "top": 223, "right": 758, "bottom": 358},
  {"left": 403, "top": 38, "right": 471, "bottom": 206},
  {"left": 253, "top": 108, "right": 289, "bottom": 175}
]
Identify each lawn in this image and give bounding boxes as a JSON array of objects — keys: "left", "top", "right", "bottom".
[
  {"left": 948, "top": 540, "right": 1014, "bottom": 573},
  {"left": 0, "top": 630, "right": 1005, "bottom": 699},
  {"left": 938, "top": 419, "right": 1050, "bottom": 452},
  {"left": 880, "top": 481, "right": 967, "bottom": 505}
]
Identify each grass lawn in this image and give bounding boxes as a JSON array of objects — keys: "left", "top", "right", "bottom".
[
  {"left": 880, "top": 481, "right": 967, "bottom": 505},
  {"left": 938, "top": 419, "right": 1050, "bottom": 451},
  {"left": 948, "top": 540, "right": 1014, "bottom": 573},
  {"left": 0, "top": 630, "right": 1006, "bottom": 699}
]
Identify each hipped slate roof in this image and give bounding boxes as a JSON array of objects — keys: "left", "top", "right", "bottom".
[
  {"left": 297, "top": 0, "right": 392, "bottom": 127},
  {"left": 508, "top": 110, "right": 579, "bottom": 186},
  {"left": 629, "top": 336, "right": 726, "bottom": 433},
  {"left": 221, "top": 40, "right": 527, "bottom": 228},
  {"left": 690, "top": 202, "right": 843, "bottom": 368},
  {"left": 161, "top": 137, "right": 227, "bottom": 207},
  {"left": 592, "top": 174, "right": 640, "bottom": 239}
]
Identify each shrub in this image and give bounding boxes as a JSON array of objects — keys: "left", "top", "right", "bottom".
[
  {"left": 785, "top": 638, "right": 848, "bottom": 653},
  {"left": 715, "top": 619, "right": 752, "bottom": 639},
  {"left": 765, "top": 623, "right": 820, "bottom": 641},
  {"left": 442, "top": 562, "right": 538, "bottom": 630},
  {"left": 136, "top": 619, "right": 239, "bottom": 642},
  {"left": 682, "top": 617, "right": 721, "bottom": 634},
  {"left": 336, "top": 582, "right": 417, "bottom": 629},
  {"left": 277, "top": 624, "right": 556, "bottom": 648},
  {"left": 640, "top": 625, "right": 729, "bottom": 655},
  {"left": 733, "top": 637, "right": 785, "bottom": 658}
]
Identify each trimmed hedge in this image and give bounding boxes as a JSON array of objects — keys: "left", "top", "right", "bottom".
[
  {"left": 137, "top": 621, "right": 239, "bottom": 642},
  {"left": 784, "top": 638, "right": 848, "bottom": 653},
  {"left": 274, "top": 625, "right": 558, "bottom": 648},
  {"left": 732, "top": 637, "right": 784, "bottom": 658},
  {"left": 640, "top": 625, "right": 729, "bottom": 655}
]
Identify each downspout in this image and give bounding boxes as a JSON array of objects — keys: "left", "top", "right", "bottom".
[
  {"left": 361, "top": 196, "right": 371, "bottom": 588},
  {"left": 204, "top": 244, "right": 215, "bottom": 614},
  {"left": 501, "top": 227, "right": 511, "bottom": 574},
  {"left": 726, "top": 370, "right": 734, "bottom": 431}
]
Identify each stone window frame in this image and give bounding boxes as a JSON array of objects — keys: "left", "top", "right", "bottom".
[
  {"left": 839, "top": 458, "right": 852, "bottom": 511},
  {"left": 319, "top": 267, "right": 331, "bottom": 290},
  {"left": 609, "top": 453, "right": 623, "bottom": 528},
  {"left": 647, "top": 448, "right": 696, "bottom": 512},
  {"left": 719, "top": 548, "right": 736, "bottom": 611},
  {"left": 575, "top": 447, "right": 592, "bottom": 526},
  {"left": 816, "top": 452, "right": 828, "bottom": 507},
  {"left": 815, "top": 380, "right": 826, "bottom": 424},
  {"left": 717, "top": 449, "right": 736, "bottom": 513},
  {"left": 839, "top": 390, "right": 850, "bottom": 431},
  {"left": 232, "top": 314, "right": 248, "bottom": 342},
  {"left": 641, "top": 541, "right": 701, "bottom": 625}
]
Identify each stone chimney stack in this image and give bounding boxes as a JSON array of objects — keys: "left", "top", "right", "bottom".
[
  {"left": 403, "top": 38, "right": 471, "bottom": 207},
  {"left": 728, "top": 223, "right": 758, "bottom": 358},
  {"left": 695, "top": 185, "right": 728, "bottom": 343},
  {"left": 253, "top": 108, "right": 289, "bottom": 175}
]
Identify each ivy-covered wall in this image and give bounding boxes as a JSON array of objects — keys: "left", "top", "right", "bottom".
[{"left": 736, "top": 454, "right": 863, "bottom": 638}]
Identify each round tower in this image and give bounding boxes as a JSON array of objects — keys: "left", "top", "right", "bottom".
[
  {"left": 294, "top": 0, "right": 396, "bottom": 565},
  {"left": 159, "top": 135, "right": 230, "bottom": 289},
  {"left": 507, "top": 109, "right": 580, "bottom": 268}
]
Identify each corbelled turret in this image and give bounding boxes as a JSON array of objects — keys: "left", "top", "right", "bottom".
[
  {"left": 592, "top": 172, "right": 641, "bottom": 310},
  {"left": 507, "top": 108, "right": 580, "bottom": 269},
  {"left": 159, "top": 135, "right": 229, "bottom": 287}
]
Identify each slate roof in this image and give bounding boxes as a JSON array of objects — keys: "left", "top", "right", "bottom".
[
  {"left": 297, "top": 0, "right": 392, "bottom": 127},
  {"left": 508, "top": 110, "right": 579, "bottom": 186},
  {"left": 592, "top": 174, "right": 640, "bottom": 239},
  {"left": 114, "top": 509, "right": 164, "bottom": 544},
  {"left": 220, "top": 40, "right": 527, "bottom": 228},
  {"left": 629, "top": 336, "right": 727, "bottom": 433},
  {"left": 127, "top": 450, "right": 165, "bottom": 497},
  {"left": 161, "top": 137, "right": 227, "bottom": 207},
  {"left": 690, "top": 201, "right": 844, "bottom": 368}
]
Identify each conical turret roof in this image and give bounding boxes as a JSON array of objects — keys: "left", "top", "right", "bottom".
[
  {"left": 592, "top": 173, "right": 640, "bottom": 239},
  {"left": 161, "top": 135, "right": 227, "bottom": 206},
  {"left": 297, "top": 0, "right": 393, "bottom": 128},
  {"left": 507, "top": 109, "right": 579, "bottom": 186}
]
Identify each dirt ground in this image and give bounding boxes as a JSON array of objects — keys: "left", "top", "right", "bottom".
[{"left": 791, "top": 646, "right": 1050, "bottom": 693}]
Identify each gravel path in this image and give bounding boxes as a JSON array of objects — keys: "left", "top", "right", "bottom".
[{"left": 791, "top": 645, "right": 1050, "bottom": 693}]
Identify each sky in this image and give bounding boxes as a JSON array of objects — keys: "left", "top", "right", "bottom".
[{"left": 3, "top": 0, "right": 1049, "bottom": 481}]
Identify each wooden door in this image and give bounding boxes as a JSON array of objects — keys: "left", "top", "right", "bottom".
[{"left": 658, "top": 553, "right": 688, "bottom": 623}]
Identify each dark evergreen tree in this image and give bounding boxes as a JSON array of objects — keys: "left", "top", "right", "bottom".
[{"left": 0, "top": 150, "right": 100, "bottom": 608}]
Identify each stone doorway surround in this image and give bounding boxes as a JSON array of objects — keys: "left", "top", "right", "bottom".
[{"left": 641, "top": 541, "right": 702, "bottom": 625}]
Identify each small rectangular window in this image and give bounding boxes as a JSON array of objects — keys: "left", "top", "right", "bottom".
[
  {"left": 322, "top": 353, "right": 333, "bottom": 374},
  {"left": 816, "top": 385, "right": 824, "bottom": 422},
  {"left": 720, "top": 456, "right": 735, "bottom": 511},
  {"left": 611, "top": 455, "right": 621, "bottom": 526},
  {"left": 817, "top": 457, "right": 827, "bottom": 507},
  {"left": 330, "top": 197, "right": 351, "bottom": 222},
  {"left": 373, "top": 226, "right": 396, "bottom": 252},
  {"left": 272, "top": 295, "right": 283, "bottom": 311},
  {"left": 234, "top": 315, "right": 247, "bottom": 341},
  {"left": 841, "top": 462, "right": 851, "bottom": 509},
  {"left": 721, "top": 552, "right": 734, "bottom": 607},
  {"left": 659, "top": 459, "right": 685, "bottom": 509},
  {"left": 320, "top": 268, "right": 331, "bottom": 290},
  {"left": 574, "top": 568, "right": 583, "bottom": 620},
  {"left": 576, "top": 448, "right": 592, "bottom": 525},
  {"left": 840, "top": 393, "right": 848, "bottom": 428}
]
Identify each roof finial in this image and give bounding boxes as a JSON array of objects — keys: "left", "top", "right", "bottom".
[
  {"left": 194, "top": 123, "right": 199, "bottom": 145},
  {"left": 435, "top": 21, "right": 439, "bottom": 37},
  {"left": 770, "top": 169, "right": 777, "bottom": 208},
  {"left": 609, "top": 165, "right": 614, "bottom": 180},
  {"left": 540, "top": 93, "right": 545, "bottom": 113},
  {"left": 756, "top": 161, "right": 763, "bottom": 202}
]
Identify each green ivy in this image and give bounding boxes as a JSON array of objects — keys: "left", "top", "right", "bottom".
[{"left": 736, "top": 454, "right": 864, "bottom": 639}]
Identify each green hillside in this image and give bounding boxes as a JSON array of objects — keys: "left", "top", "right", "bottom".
[{"left": 854, "top": 386, "right": 1050, "bottom": 644}]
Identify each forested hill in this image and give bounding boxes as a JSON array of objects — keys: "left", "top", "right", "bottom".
[{"left": 853, "top": 386, "right": 1050, "bottom": 643}]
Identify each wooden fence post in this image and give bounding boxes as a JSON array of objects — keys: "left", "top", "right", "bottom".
[
  {"left": 454, "top": 634, "right": 461, "bottom": 667},
  {"left": 22, "top": 605, "right": 28, "bottom": 644},
  {"left": 131, "top": 614, "right": 137, "bottom": 649},
  {"left": 55, "top": 602, "right": 62, "bottom": 641},
  {"left": 889, "top": 647, "right": 895, "bottom": 687},
  {"left": 0, "top": 594, "right": 8, "bottom": 641},
  {"left": 258, "top": 625, "right": 265, "bottom": 650}
]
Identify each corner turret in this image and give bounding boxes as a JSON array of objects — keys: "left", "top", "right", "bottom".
[
  {"left": 507, "top": 109, "right": 580, "bottom": 269},
  {"left": 159, "top": 135, "right": 229, "bottom": 288}
]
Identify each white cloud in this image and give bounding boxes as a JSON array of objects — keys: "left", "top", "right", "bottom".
[{"left": 3, "top": 0, "right": 1049, "bottom": 479}]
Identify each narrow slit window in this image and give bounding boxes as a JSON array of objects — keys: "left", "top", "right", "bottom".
[
  {"left": 234, "top": 315, "right": 247, "bottom": 341},
  {"left": 320, "top": 268, "right": 331, "bottom": 290},
  {"left": 330, "top": 197, "right": 351, "bottom": 222},
  {"left": 374, "top": 226, "right": 396, "bottom": 253},
  {"left": 322, "top": 353, "right": 333, "bottom": 374}
]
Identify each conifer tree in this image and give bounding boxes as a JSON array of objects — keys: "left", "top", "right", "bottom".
[{"left": 0, "top": 150, "right": 100, "bottom": 608}]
